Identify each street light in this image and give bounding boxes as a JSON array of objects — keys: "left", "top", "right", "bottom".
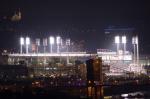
[
  {"left": 26, "top": 37, "right": 30, "bottom": 54},
  {"left": 56, "top": 36, "right": 61, "bottom": 53},
  {"left": 20, "top": 37, "right": 24, "bottom": 54},
  {"left": 49, "top": 36, "right": 54, "bottom": 53},
  {"left": 115, "top": 36, "right": 120, "bottom": 54}
]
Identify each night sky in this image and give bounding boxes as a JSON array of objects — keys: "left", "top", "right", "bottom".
[{"left": 0, "top": 0, "right": 150, "bottom": 54}]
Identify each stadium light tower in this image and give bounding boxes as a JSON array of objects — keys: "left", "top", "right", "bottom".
[
  {"left": 132, "top": 35, "right": 140, "bottom": 72},
  {"left": 49, "top": 36, "right": 54, "bottom": 53},
  {"left": 66, "top": 38, "right": 70, "bottom": 64},
  {"left": 43, "top": 38, "right": 48, "bottom": 53},
  {"left": 56, "top": 36, "right": 61, "bottom": 53},
  {"left": 122, "top": 36, "right": 127, "bottom": 54},
  {"left": 66, "top": 38, "right": 70, "bottom": 52},
  {"left": 26, "top": 37, "right": 30, "bottom": 54},
  {"left": 135, "top": 36, "right": 139, "bottom": 68},
  {"left": 35, "top": 38, "right": 40, "bottom": 53},
  {"left": 115, "top": 36, "right": 120, "bottom": 55},
  {"left": 20, "top": 37, "right": 24, "bottom": 54},
  {"left": 132, "top": 37, "right": 136, "bottom": 64}
]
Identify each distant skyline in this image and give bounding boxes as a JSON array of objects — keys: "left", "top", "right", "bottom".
[{"left": 0, "top": 0, "right": 150, "bottom": 54}]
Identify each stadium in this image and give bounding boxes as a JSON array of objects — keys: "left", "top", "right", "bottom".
[{"left": 3, "top": 35, "right": 147, "bottom": 78}]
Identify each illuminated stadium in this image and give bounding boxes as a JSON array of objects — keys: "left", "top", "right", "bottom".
[
  {"left": 6, "top": 35, "right": 146, "bottom": 77},
  {"left": 97, "top": 35, "right": 145, "bottom": 76}
]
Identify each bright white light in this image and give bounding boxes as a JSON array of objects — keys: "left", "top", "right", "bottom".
[
  {"left": 46, "top": 67, "right": 50, "bottom": 70},
  {"left": 122, "top": 36, "right": 126, "bottom": 44},
  {"left": 56, "top": 36, "right": 61, "bottom": 45},
  {"left": 26, "top": 37, "right": 30, "bottom": 45},
  {"left": 49, "top": 36, "right": 54, "bottom": 45},
  {"left": 121, "top": 94, "right": 128, "bottom": 97},
  {"left": 20, "top": 37, "right": 24, "bottom": 45},
  {"left": 135, "top": 36, "right": 138, "bottom": 44},
  {"left": 115, "top": 36, "right": 120, "bottom": 44},
  {"left": 132, "top": 36, "right": 138, "bottom": 44},
  {"left": 10, "top": 52, "right": 89, "bottom": 57},
  {"left": 132, "top": 37, "right": 135, "bottom": 44}
]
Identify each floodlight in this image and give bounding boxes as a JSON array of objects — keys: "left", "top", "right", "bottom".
[
  {"left": 20, "top": 37, "right": 24, "bottom": 54},
  {"left": 49, "top": 36, "right": 54, "bottom": 45},
  {"left": 25, "top": 37, "right": 30, "bottom": 54},
  {"left": 56, "top": 36, "right": 61, "bottom": 45},
  {"left": 20, "top": 37, "right": 24, "bottom": 45},
  {"left": 132, "top": 36, "right": 138, "bottom": 44},
  {"left": 132, "top": 36, "right": 139, "bottom": 70},
  {"left": 56, "top": 36, "right": 61, "bottom": 53},
  {"left": 132, "top": 37, "right": 136, "bottom": 44},
  {"left": 122, "top": 36, "right": 126, "bottom": 44},
  {"left": 49, "top": 36, "right": 54, "bottom": 53},
  {"left": 115, "top": 36, "right": 120, "bottom": 44},
  {"left": 26, "top": 37, "right": 30, "bottom": 45},
  {"left": 135, "top": 36, "right": 138, "bottom": 44}
]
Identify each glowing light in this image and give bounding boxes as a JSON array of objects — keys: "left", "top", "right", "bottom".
[
  {"left": 132, "top": 36, "right": 138, "bottom": 44},
  {"left": 122, "top": 36, "right": 126, "bottom": 44},
  {"left": 20, "top": 37, "right": 24, "bottom": 45},
  {"left": 9, "top": 52, "right": 89, "bottom": 57},
  {"left": 115, "top": 36, "right": 120, "bottom": 44},
  {"left": 121, "top": 94, "right": 128, "bottom": 97},
  {"left": 26, "top": 37, "right": 30, "bottom": 45},
  {"left": 49, "top": 36, "right": 54, "bottom": 45},
  {"left": 132, "top": 37, "right": 136, "bottom": 44},
  {"left": 135, "top": 36, "right": 138, "bottom": 44},
  {"left": 56, "top": 36, "right": 61, "bottom": 45}
]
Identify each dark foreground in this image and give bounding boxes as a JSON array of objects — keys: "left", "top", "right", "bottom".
[
  {"left": 0, "top": 85, "right": 150, "bottom": 99},
  {"left": 0, "top": 89, "right": 81, "bottom": 99}
]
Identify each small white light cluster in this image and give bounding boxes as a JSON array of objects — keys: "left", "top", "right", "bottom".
[
  {"left": 49, "top": 36, "right": 64, "bottom": 45},
  {"left": 115, "top": 36, "right": 127, "bottom": 44},
  {"left": 132, "top": 36, "right": 138, "bottom": 44},
  {"left": 20, "top": 37, "right": 30, "bottom": 45},
  {"left": 49, "top": 36, "right": 55, "bottom": 45},
  {"left": 20, "top": 37, "right": 30, "bottom": 54}
]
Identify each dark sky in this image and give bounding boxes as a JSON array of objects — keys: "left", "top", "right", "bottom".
[{"left": 0, "top": 0, "right": 150, "bottom": 53}]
